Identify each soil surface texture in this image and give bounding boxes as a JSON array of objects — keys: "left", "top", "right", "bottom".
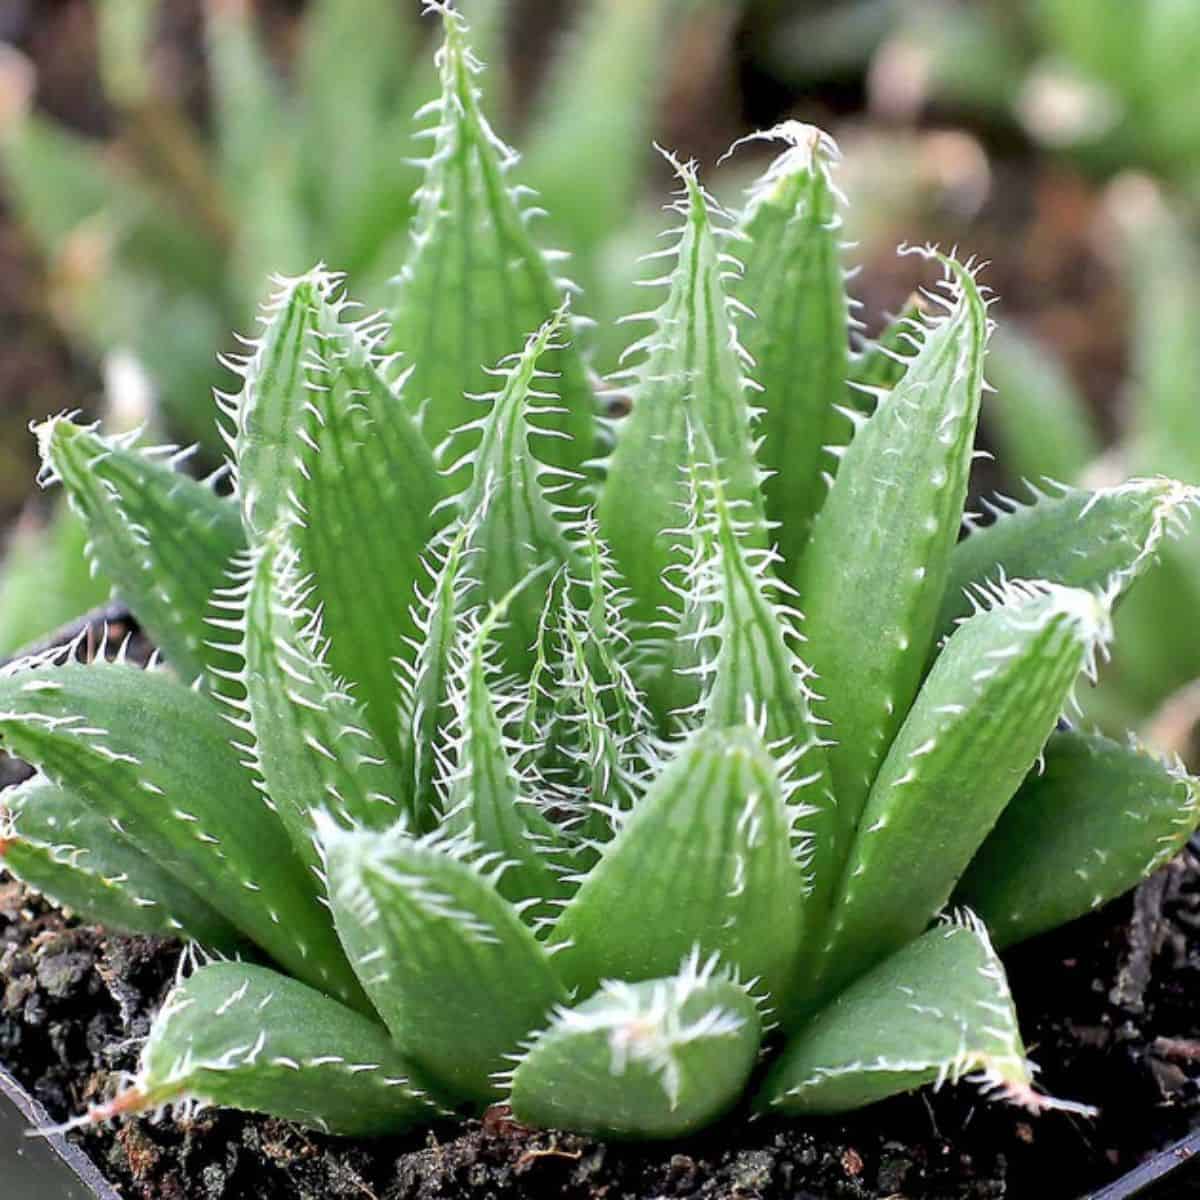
[{"left": 2, "top": 845, "right": 1200, "bottom": 1200}]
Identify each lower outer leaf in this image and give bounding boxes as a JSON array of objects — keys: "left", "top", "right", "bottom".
[
  {"left": 956, "top": 731, "right": 1200, "bottom": 948},
  {"left": 324, "top": 825, "right": 567, "bottom": 1107},
  {"left": 510, "top": 956, "right": 762, "bottom": 1139},
  {"left": 760, "top": 916, "right": 1082, "bottom": 1116},
  {"left": 937, "top": 478, "right": 1197, "bottom": 640},
  {"left": 0, "top": 774, "right": 247, "bottom": 951},
  {"left": 104, "top": 963, "right": 437, "bottom": 1137},
  {"left": 0, "top": 661, "right": 363, "bottom": 1009},
  {"left": 812, "top": 583, "right": 1109, "bottom": 1006}
]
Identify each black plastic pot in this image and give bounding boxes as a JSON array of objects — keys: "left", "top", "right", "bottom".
[
  {"left": 1081, "top": 1130, "right": 1200, "bottom": 1199},
  {"left": 0, "top": 1065, "right": 120, "bottom": 1200}
]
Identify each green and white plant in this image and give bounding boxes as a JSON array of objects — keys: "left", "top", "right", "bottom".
[{"left": 1, "top": 6, "right": 1199, "bottom": 1142}]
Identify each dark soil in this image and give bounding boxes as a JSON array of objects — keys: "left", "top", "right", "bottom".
[{"left": 3, "top": 841, "right": 1200, "bottom": 1200}]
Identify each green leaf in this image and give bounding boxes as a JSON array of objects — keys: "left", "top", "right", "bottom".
[
  {"left": 937, "top": 478, "right": 1198, "bottom": 639},
  {"left": 550, "top": 725, "right": 805, "bottom": 1013},
  {"left": 37, "top": 417, "right": 246, "bottom": 689},
  {"left": 324, "top": 825, "right": 567, "bottom": 1107},
  {"left": 957, "top": 731, "right": 1200, "bottom": 948},
  {"left": 221, "top": 532, "right": 409, "bottom": 878},
  {"left": 731, "top": 123, "right": 851, "bottom": 567},
  {"left": 1103, "top": 541, "right": 1200, "bottom": 717},
  {"left": 847, "top": 296, "right": 927, "bottom": 402},
  {"left": 598, "top": 157, "right": 766, "bottom": 629},
  {"left": 0, "top": 773, "right": 246, "bottom": 951},
  {"left": 982, "top": 326, "right": 1100, "bottom": 486},
  {"left": 549, "top": 579, "right": 650, "bottom": 838},
  {"left": 114, "top": 962, "right": 436, "bottom": 1137},
  {"left": 697, "top": 464, "right": 835, "bottom": 913},
  {"left": 796, "top": 250, "right": 989, "bottom": 840},
  {"left": 815, "top": 581, "right": 1112, "bottom": 999},
  {"left": 400, "top": 516, "right": 478, "bottom": 831},
  {"left": 0, "top": 659, "right": 362, "bottom": 1008},
  {"left": 225, "top": 269, "right": 328, "bottom": 538},
  {"left": 439, "top": 586, "right": 572, "bottom": 918},
  {"left": 452, "top": 310, "right": 579, "bottom": 674},
  {"left": 388, "top": 7, "right": 595, "bottom": 482},
  {"left": 511, "top": 955, "right": 762, "bottom": 1139},
  {"left": 284, "top": 286, "right": 445, "bottom": 760},
  {"left": 762, "top": 916, "right": 1071, "bottom": 1116}
]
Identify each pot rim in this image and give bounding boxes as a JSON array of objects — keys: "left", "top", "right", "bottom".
[{"left": 0, "top": 1063, "right": 123, "bottom": 1200}]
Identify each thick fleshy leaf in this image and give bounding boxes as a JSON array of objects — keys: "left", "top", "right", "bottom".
[
  {"left": 451, "top": 311, "right": 579, "bottom": 674},
  {"left": 400, "top": 516, "right": 478, "bottom": 831},
  {"left": 388, "top": 7, "right": 595, "bottom": 480},
  {"left": 550, "top": 726, "right": 805, "bottom": 1012},
  {"left": 847, "top": 296, "right": 926, "bottom": 402},
  {"left": 37, "top": 417, "right": 245, "bottom": 689},
  {"left": 511, "top": 955, "right": 761, "bottom": 1139},
  {"left": 637, "top": 447, "right": 723, "bottom": 726},
  {"left": 732, "top": 123, "right": 850, "bottom": 567},
  {"left": 216, "top": 534, "right": 408, "bottom": 879},
  {"left": 283, "top": 287, "right": 444, "bottom": 760},
  {"left": 698, "top": 466, "right": 835, "bottom": 909},
  {"left": 814, "top": 582, "right": 1111, "bottom": 1001},
  {"left": 796, "top": 250, "right": 989, "bottom": 841},
  {"left": 597, "top": 158, "right": 766, "bottom": 629},
  {"left": 0, "top": 659, "right": 362, "bottom": 1008},
  {"left": 225, "top": 269, "right": 328, "bottom": 538},
  {"left": 0, "top": 774, "right": 245, "bottom": 950},
  {"left": 325, "top": 826, "right": 567, "bottom": 1106},
  {"left": 439, "top": 589, "right": 572, "bottom": 917},
  {"left": 982, "top": 326, "right": 1100, "bottom": 486},
  {"left": 105, "top": 963, "right": 436, "bottom": 1137},
  {"left": 1105, "top": 544, "right": 1200, "bottom": 717},
  {"left": 957, "top": 731, "right": 1200, "bottom": 947},
  {"left": 550, "top": 583, "right": 649, "bottom": 838},
  {"left": 762, "top": 916, "right": 1059, "bottom": 1116},
  {"left": 938, "top": 478, "right": 1197, "bottom": 640}
]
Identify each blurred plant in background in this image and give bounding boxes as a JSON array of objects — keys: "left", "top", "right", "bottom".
[{"left": 874, "top": 0, "right": 1200, "bottom": 189}]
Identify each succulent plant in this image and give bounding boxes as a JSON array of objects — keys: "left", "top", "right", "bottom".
[{"left": 3, "top": 6, "right": 1200, "bottom": 1143}]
